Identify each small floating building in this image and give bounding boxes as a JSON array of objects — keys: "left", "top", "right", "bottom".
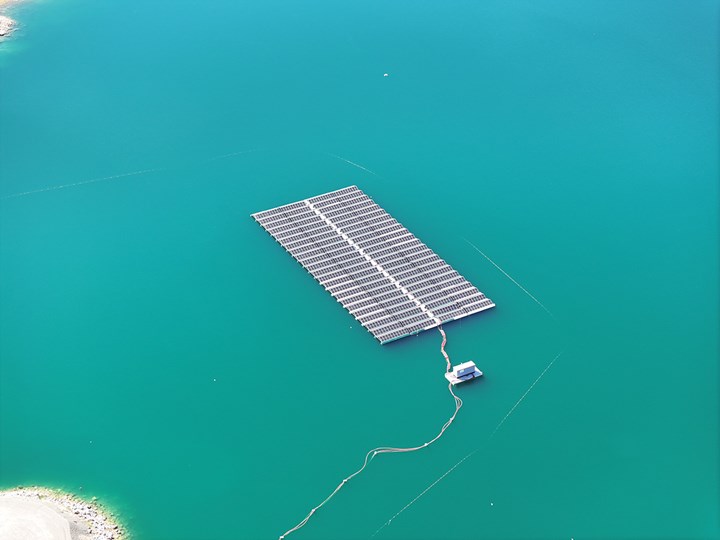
[{"left": 445, "top": 361, "right": 483, "bottom": 385}]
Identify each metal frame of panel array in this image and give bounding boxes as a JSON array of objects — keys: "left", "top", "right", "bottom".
[{"left": 252, "top": 186, "right": 495, "bottom": 344}]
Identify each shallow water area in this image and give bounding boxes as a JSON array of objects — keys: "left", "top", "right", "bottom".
[{"left": 0, "top": 1, "right": 718, "bottom": 539}]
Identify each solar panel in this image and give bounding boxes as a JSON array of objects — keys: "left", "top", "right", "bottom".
[{"left": 252, "top": 186, "right": 495, "bottom": 344}]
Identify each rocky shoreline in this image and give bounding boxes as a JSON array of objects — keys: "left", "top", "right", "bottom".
[
  {"left": 0, "top": 0, "right": 21, "bottom": 38},
  {"left": 0, "top": 486, "right": 128, "bottom": 540},
  {"left": 0, "top": 14, "right": 14, "bottom": 37}
]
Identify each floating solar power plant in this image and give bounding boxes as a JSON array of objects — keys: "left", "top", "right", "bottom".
[{"left": 252, "top": 186, "right": 495, "bottom": 344}]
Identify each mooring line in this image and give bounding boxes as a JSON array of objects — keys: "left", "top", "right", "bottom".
[
  {"left": 490, "top": 351, "right": 562, "bottom": 438},
  {"left": 326, "top": 153, "right": 378, "bottom": 176},
  {"left": 0, "top": 147, "right": 262, "bottom": 201},
  {"left": 278, "top": 327, "right": 461, "bottom": 540},
  {"left": 0, "top": 168, "right": 164, "bottom": 201},
  {"left": 205, "top": 148, "right": 262, "bottom": 162},
  {"left": 370, "top": 449, "right": 475, "bottom": 538},
  {"left": 371, "top": 350, "right": 564, "bottom": 537},
  {"left": 462, "top": 238, "right": 555, "bottom": 319}
]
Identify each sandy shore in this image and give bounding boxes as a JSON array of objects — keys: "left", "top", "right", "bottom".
[{"left": 0, "top": 487, "right": 127, "bottom": 540}]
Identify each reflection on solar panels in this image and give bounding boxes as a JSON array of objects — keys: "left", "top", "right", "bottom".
[{"left": 252, "top": 186, "right": 495, "bottom": 344}]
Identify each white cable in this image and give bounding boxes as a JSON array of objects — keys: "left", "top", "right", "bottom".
[
  {"left": 279, "top": 328, "right": 461, "bottom": 539},
  {"left": 372, "top": 350, "right": 563, "bottom": 537}
]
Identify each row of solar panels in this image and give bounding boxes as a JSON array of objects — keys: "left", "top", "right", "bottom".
[
  {"left": 259, "top": 190, "right": 489, "bottom": 306},
  {"left": 252, "top": 192, "right": 484, "bottom": 340},
  {"left": 254, "top": 205, "right": 434, "bottom": 340},
  {"left": 256, "top": 210, "right": 476, "bottom": 312},
  {"left": 252, "top": 186, "right": 494, "bottom": 343}
]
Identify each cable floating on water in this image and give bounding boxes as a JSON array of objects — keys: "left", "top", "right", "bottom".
[
  {"left": 278, "top": 327, "right": 463, "bottom": 539},
  {"left": 372, "top": 350, "right": 564, "bottom": 537}
]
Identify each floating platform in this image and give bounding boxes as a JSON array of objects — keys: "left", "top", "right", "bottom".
[
  {"left": 252, "top": 186, "right": 495, "bottom": 344},
  {"left": 445, "top": 361, "right": 483, "bottom": 385}
]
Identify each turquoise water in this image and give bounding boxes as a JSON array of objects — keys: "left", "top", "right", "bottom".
[{"left": 1, "top": 1, "right": 718, "bottom": 539}]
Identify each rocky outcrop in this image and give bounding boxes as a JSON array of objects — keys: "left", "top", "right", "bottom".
[{"left": 0, "top": 15, "right": 15, "bottom": 37}]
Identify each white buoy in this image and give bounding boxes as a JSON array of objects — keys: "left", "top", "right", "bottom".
[{"left": 383, "top": 73, "right": 389, "bottom": 77}]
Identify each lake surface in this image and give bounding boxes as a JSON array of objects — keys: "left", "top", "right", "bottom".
[{"left": 1, "top": 1, "right": 718, "bottom": 539}]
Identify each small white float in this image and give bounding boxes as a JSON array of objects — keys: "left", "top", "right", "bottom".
[{"left": 445, "top": 361, "right": 483, "bottom": 385}]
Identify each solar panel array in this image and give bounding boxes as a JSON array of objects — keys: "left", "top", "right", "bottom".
[{"left": 252, "top": 186, "right": 495, "bottom": 344}]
